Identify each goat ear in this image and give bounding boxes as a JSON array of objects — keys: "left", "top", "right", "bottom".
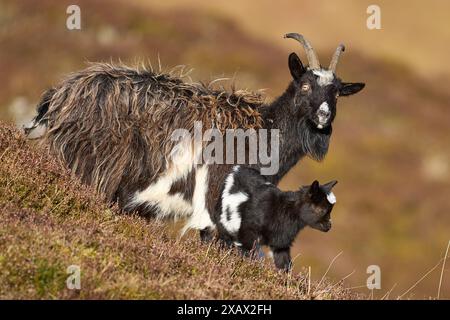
[
  {"left": 339, "top": 82, "right": 365, "bottom": 96},
  {"left": 322, "top": 180, "right": 338, "bottom": 193},
  {"left": 309, "top": 180, "right": 320, "bottom": 195},
  {"left": 288, "top": 52, "right": 305, "bottom": 81}
]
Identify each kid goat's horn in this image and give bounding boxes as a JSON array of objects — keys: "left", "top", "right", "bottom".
[
  {"left": 284, "top": 33, "right": 320, "bottom": 70},
  {"left": 328, "top": 44, "right": 346, "bottom": 73}
]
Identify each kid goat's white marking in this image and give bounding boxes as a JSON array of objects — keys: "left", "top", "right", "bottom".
[
  {"left": 327, "top": 191, "right": 337, "bottom": 204},
  {"left": 220, "top": 166, "right": 248, "bottom": 234},
  {"left": 312, "top": 69, "right": 334, "bottom": 87}
]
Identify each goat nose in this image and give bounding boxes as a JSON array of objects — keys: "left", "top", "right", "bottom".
[
  {"left": 318, "top": 109, "right": 330, "bottom": 117},
  {"left": 318, "top": 102, "right": 331, "bottom": 117}
]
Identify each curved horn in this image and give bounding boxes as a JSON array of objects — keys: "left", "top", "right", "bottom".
[
  {"left": 284, "top": 33, "right": 320, "bottom": 70},
  {"left": 328, "top": 44, "right": 345, "bottom": 72}
]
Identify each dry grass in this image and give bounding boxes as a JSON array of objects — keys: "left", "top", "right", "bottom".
[{"left": 0, "top": 122, "right": 356, "bottom": 299}]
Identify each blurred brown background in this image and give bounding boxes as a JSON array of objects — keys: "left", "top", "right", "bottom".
[{"left": 1, "top": 0, "right": 449, "bottom": 298}]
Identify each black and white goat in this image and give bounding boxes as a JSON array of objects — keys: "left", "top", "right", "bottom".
[
  {"left": 212, "top": 165, "right": 337, "bottom": 271},
  {"left": 26, "top": 33, "right": 364, "bottom": 236}
]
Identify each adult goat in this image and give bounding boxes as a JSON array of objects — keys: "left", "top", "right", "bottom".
[{"left": 26, "top": 33, "right": 365, "bottom": 236}]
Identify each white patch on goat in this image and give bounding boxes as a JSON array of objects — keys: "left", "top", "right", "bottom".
[
  {"left": 312, "top": 69, "right": 334, "bottom": 87},
  {"left": 220, "top": 166, "right": 248, "bottom": 234},
  {"left": 130, "top": 136, "right": 198, "bottom": 219},
  {"left": 319, "top": 102, "right": 329, "bottom": 114},
  {"left": 327, "top": 192, "right": 337, "bottom": 204},
  {"left": 131, "top": 170, "right": 193, "bottom": 219},
  {"left": 24, "top": 121, "right": 46, "bottom": 139},
  {"left": 182, "top": 165, "right": 215, "bottom": 234},
  {"left": 317, "top": 102, "right": 330, "bottom": 129}
]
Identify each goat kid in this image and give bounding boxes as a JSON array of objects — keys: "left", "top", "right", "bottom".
[{"left": 211, "top": 165, "right": 337, "bottom": 271}]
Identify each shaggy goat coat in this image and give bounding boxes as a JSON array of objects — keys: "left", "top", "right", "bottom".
[{"left": 33, "top": 63, "right": 269, "bottom": 230}]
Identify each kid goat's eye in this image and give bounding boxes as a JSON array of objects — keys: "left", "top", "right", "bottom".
[{"left": 301, "top": 83, "right": 310, "bottom": 92}]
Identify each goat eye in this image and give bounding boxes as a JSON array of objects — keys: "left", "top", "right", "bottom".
[{"left": 301, "top": 83, "right": 310, "bottom": 92}]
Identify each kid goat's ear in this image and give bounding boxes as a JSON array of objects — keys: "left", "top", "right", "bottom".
[
  {"left": 322, "top": 180, "right": 338, "bottom": 193},
  {"left": 288, "top": 52, "right": 305, "bottom": 81},
  {"left": 309, "top": 180, "right": 320, "bottom": 195},
  {"left": 339, "top": 82, "right": 365, "bottom": 96}
]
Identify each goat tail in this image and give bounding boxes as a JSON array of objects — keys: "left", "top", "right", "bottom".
[{"left": 23, "top": 88, "right": 56, "bottom": 136}]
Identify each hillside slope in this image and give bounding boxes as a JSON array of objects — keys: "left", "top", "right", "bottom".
[
  {"left": 2, "top": 0, "right": 449, "bottom": 298},
  {"left": 0, "top": 122, "right": 355, "bottom": 299}
]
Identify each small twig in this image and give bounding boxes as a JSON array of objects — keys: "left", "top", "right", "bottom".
[
  {"left": 206, "top": 266, "right": 215, "bottom": 287},
  {"left": 307, "top": 266, "right": 311, "bottom": 297},
  {"left": 344, "top": 284, "right": 369, "bottom": 291},
  {"left": 437, "top": 240, "right": 450, "bottom": 299},
  {"left": 218, "top": 248, "right": 233, "bottom": 264},
  {"left": 157, "top": 53, "right": 162, "bottom": 72},
  {"left": 205, "top": 241, "right": 213, "bottom": 257},
  {"left": 291, "top": 252, "right": 302, "bottom": 265},
  {"left": 331, "top": 269, "right": 355, "bottom": 289},
  {"left": 286, "top": 267, "right": 292, "bottom": 292},
  {"left": 161, "top": 276, "right": 178, "bottom": 286},
  {"left": 0, "top": 147, "right": 10, "bottom": 161},
  {"left": 317, "top": 251, "right": 343, "bottom": 289},
  {"left": 398, "top": 255, "right": 450, "bottom": 299},
  {"left": 381, "top": 283, "right": 397, "bottom": 300}
]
